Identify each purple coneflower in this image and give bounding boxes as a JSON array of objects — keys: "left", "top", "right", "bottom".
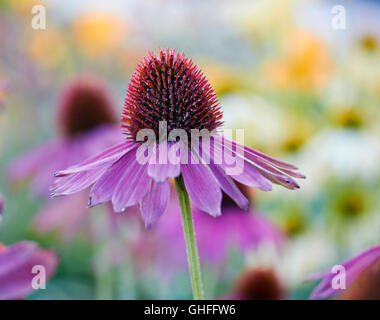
[
  {"left": 0, "top": 241, "right": 57, "bottom": 300},
  {"left": 308, "top": 244, "right": 380, "bottom": 299},
  {"left": 7, "top": 76, "right": 122, "bottom": 239},
  {"left": 51, "top": 49, "right": 304, "bottom": 299}
]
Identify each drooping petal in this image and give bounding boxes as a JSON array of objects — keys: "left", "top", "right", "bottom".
[
  {"left": 51, "top": 166, "right": 108, "bottom": 196},
  {"left": 256, "top": 168, "right": 300, "bottom": 190},
  {"left": 181, "top": 151, "right": 222, "bottom": 217},
  {"left": 221, "top": 137, "right": 305, "bottom": 188},
  {"left": 0, "top": 242, "right": 58, "bottom": 300},
  {"left": 308, "top": 244, "right": 380, "bottom": 300},
  {"left": 212, "top": 136, "right": 300, "bottom": 190},
  {"left": 54, "top": 141, "right": 133, "bottom": 177},
  {"left": 207, "top": 163, "right": 249, "bottom": 211},
  {"left": 234, "top": 147, "right": 302, "bottom": 189},
  {"left": 211, "top": 139, "right": 272, "bottom": 191},
  {"left": 196, "top": 139, "right": 249, "bottom": 209},
  {"left": 112, "top": 148, "right": 151, "bottom": 212},
  {"left": 231, "top": 165, "right": 273, "bottom": 191},
  {"left": 0, "top": 242, "right": 37, "bottom": 276},
  {"left": 51, "top": 142, "right": 137, "bottom": 196},
  {"left": 89, "top": 150, "right": 138, "bottom": 207},
  {"left": 140, "top": 180, "right": 170, "bottom": 228},
  {"left": 217, "top": 135, "right": 300, "bottom": 171},
  {"left": 195, "top": 139, "right": 252, "bottom": 210}
]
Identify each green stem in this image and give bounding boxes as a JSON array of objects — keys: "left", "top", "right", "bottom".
[{"left": 175, "top": 175, "right": 205, "bottom": 300}]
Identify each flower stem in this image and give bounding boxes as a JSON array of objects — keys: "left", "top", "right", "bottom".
[{"left": 175, "top": 175, "right": 205, "bottom": 300}]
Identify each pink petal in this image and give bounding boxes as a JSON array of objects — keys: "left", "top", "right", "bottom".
[
  {"left": 213, "top": 135, "right": 304, "bottom": 190},
  {"left": 140, "top": 180, "right": 170, "bottom": 228},
  {"left": 89, "top": 151, "right": 137, "bottom": 207},
  {"left": 181, "top": 152, "right": 222, "bottom": 217},
  {"left": 112, "top": 148, "right": 151, "bottom": 212},
  {"left": 212, "top": 137, "right": 272, "bottom": 191},
  {"left": 54, "top": 141, "right": 133, "bottom": 177},
  {"left": 147, "top": 142, "right": 181, "bottom": 182},
  {"left": 51, "top": 143, "right": 137, "bottom": 196},
  {"left": 218, "top": 135, "right": 299, "bottom": 171},
  {"left": 0, "top": 242, "right": 58, "bottom": 300},
  {"left": 309, "top": 244, "right": 380, "bottom": 299},
  {"left": 208, "top": 163, "right": 249, "bottom": 211}
]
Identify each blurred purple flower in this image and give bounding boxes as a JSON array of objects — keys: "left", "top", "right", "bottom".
[
  {"left": 156, "top": 195, "right": 285, "bottom": 266},
  {"left": 51, "top": 49, "right": 304, "bottom": 228},
  {"left": 339, "top": 258, "right": 380, "bottom": 300},
  {"left": 0, "top": 241, "right": 58, "bottom": 300},
  {"left": 223, "top": 267, "right": 286, "bottom": 300},
  {"left": 308, "top": 244, "right": 380, "bottom": 299},
  {"left": 33, "top": 192, "right": 91, "bottom": 241},
  {"left": 7, "top": 76, "right": 122, "bottom": 239}
]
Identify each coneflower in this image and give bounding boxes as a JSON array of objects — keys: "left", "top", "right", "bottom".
[
  {"left": 7, "top": 76, "right": 122, "bottom": 239},
  {"left": 52, "top": 49, "right": 304, "bottom": 299},
  {"left": 57, "top": 76, "right": 117, "bottom": 137}
]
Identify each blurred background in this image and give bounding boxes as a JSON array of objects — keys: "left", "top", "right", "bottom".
[{"left": 1, "top": 0, "right": 380, "bottom": 299}]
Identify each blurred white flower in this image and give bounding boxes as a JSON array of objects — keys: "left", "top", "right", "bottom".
[
  {"left": 300, "top": 128, "right": 380, "bottom": 183},
  {"left": 221, "top": 93, "right": 286, "bottom": 150},
  {"left": 246, "top": 231, "right": 337, "bottom": 289}
]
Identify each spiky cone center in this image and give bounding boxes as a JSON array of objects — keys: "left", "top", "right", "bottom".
[
  {"left": 57, "top": 77, "right": 117, "bottom": 137},
  {"left": 122, "top": 49, "right": 223, "bottom": 142}
]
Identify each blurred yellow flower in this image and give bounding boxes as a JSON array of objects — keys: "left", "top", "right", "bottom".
[
  {"left": 278, "top": 113, "right": 314, "bottom": 154},
  {"left": 73, "top": 12, "right": 126, "bottom": 59},
  {"left": 9, "top": 0, "right": 41, "bottom": 16},
  {"left": 223, "top": 93, "right": 314, "bottom": 155},
  {"left": 234, "top": 0, "right": 293, "bottom": 41},
  {"left": 199, "top": 62, "right": 246, "bottom": 97},
  {"left": 360, "top": 35, "right": 378, "bottom": 52},
  {"left": 27, "top": 28, "right": 67, "bottom": 69},
  {"left": 346, "top": 37, "right": 380, "bottom": 95},
  {"left": 334, "top": 191, "right": 366, "bottom": 219},
  {"left": 330, "top": 107, "right": 367, "bottom": 129},
  {"left": 264, "top": 30, "right": 332, "bottom": 92},
  {"left": 325, "top": 180, "right": 377, "bottom": 243},
  {"left": 222, "top": 94, "right": 283, "bottom": 152},
  {"left": 277, "top": 203, "right": 308, "bottom": 237}
]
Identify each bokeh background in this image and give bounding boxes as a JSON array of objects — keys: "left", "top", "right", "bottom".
[{"left": 1, "top": 0, "right": 380, "bottom": 299}]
